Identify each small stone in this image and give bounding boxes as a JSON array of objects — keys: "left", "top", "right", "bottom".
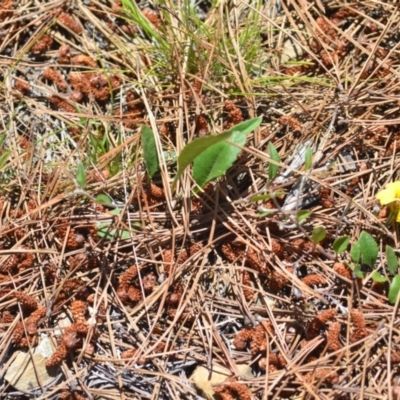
[{"left": 5, "top": 335, "right": 59, "bottom": 393}]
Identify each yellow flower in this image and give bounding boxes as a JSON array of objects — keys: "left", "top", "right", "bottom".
[{"left": 376, "top": 181, "right": 400, "bottom": 222}]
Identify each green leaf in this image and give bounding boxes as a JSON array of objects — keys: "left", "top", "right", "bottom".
[
  {"left": 76, "top": 162, "right": 86, "bottom": 188},
  {"left": 95, "top": 194, "right": 112, "bottom": 206},
  {"left": 351, "top": 242, "right": 361, "bottom": 263},
  {"left": 305, "top": 147, "right": 312, "bottom": 171},
  {"left": 358, "top": 231, "right": 379, "bottom": 267},
  {"left": 388, "top": 274, "right": 400, "bottom": 304},
  {"left": 192, "top": 129, "right": 247, "bottom": 187},
  {"left": 332, "top": 236, "right": 350, "bottom": 255},
  {"left": 312, "top": 227, "right": 326, "bottom": 245},
  {"left": 371, "top": 271, "right": 388, "bottom": 283},
  {"left": 250, "top": 190, "right": 286, "bottom": 203},
  {"left": 142, "top": 125, "right": 159, "bottom": 178},
  {"left": 0, "top": 150, "right": 10, "bottom": 170},
  {"left": 297, "top": 210, "right": 311, "bottom": 224},
  {"left": 97, "top": 223, "right": 140, "bottom": 240},
  {"left": 386, "top": 245, "right": 398, "bottom": 275},
  {"left": 354, "top": 266, "right": 364, "bottom": 279},
  {"left": 173, "top": 117, "right": 262, "bottom": 188},
  {"left": 349, "top": 264, "right": 364, "bottom": 279},
  {"left": 97, "top": 226, "right": 130, "bottom": 240},
  {"left": 268, "top": 142, "right": 280, "bottom": 180},
  {"left": 256, "top": 211, "right": 273, "bottom": 217},
  {"left": 251, "top": 194, "right": 273, "bottom": 202}
]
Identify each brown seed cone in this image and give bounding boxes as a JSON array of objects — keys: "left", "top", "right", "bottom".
[
  {"left": 31, "top": 35, "right": 53, "bottom": 53},
  {"left": 42, "top": 68, "right": 68, "bottom": 92},
  {"left": 333, "top": 262, "right": 352, "bottom": 280},
  {"left": 14, "top": 291, "right": 38, "bottom": 311},
  {"left": 351, "top": 309, "right": 368, "bottom": 343},
  {"left": 58, "top": 12, "right": 82, "bottom": 34},
  {"left": 301, "top": 274, "right": 327, "bottom": 287},
  {"left": 213, "top": 381, "right": 252, "bottom": 400},
  {"left": 25, "top": 306, "right": 46, "bottom": 335},
  {"left": 306, "top": 309, "right": 336, "bottom": 340},
  {"left": 327, "top": 321, "right": 342, "bottom": 352},
  {"left": 70, "top": 300, "right": 88, "bottom": 324},
  {"left": 46, "top": 344, "right": 68, "bottom": 367}
]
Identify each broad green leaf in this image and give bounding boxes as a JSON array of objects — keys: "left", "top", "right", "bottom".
[
  {"left": 95, "top": 194, "right": 112, "bottom": 206},
  {"left": 76, "top": 162, "right": 86, "bottom": 188},
  {"left": 351, "top": 242, "right": 360, "bottom": 263},
  {"left": 173, "top": 117, "right": 262, "bottom": 188},
  {"left": 371, "top": 271, "right": 388, "bottom": 283},
  {"left": 142, "top": 126, "right": 159, "bottom": 178},
  {"left": 332, "top": 236, "right": 350, "bottom": 255},
  {"left": 297, "top": 210, "right": 311, "bottom": 224},
  {"left": 305, "top": 147, "right": 312, "bottom": 171},
  {"left": 386, "top": 245, "right": 398, "bottom": 275},
  {"left": 268, "top": 142, "right": 280, "bottom": 180},
  {"left": 358, "top": 231, "right": 379, "bottom": 267},
  {"left": 388, "top": 274, "right": 400, "bottom": 304},
  {"left": 312, "top": 227, "right": 326, "bottom": 245},
  {"left": 193, "top": 130, "right": 247, "bottom": 187}
]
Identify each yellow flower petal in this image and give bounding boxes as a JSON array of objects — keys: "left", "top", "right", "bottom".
[
  {"left": 387, "top": 181, "right": 400, "bottom": 197},
  {"left": 376, "top": 188, "right": 396, "bottom": 205},
  {"left": 376, "top": 181, "right": 400, "bottom": 206}
]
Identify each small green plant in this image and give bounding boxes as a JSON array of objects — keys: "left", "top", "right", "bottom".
[{"left": 335, "top": 230, "right": 400, "bottom": 304}]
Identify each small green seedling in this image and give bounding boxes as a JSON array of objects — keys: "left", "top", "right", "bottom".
[{"left": 347, "top": 232, "right": 400, "bottom": 304}]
